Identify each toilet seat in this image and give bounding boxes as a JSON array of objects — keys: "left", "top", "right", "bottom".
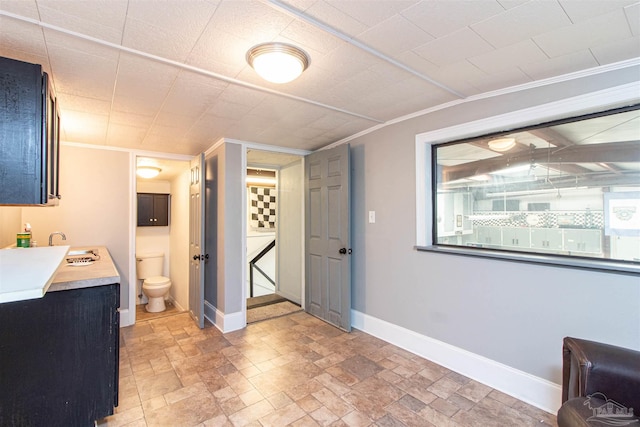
[{"left": 143, "top": 276, "right": 171, "bottom": 288}]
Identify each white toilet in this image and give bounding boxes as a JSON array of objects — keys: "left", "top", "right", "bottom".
[{"left": 136, "top": 252, "right": 172, "bottom": 312}]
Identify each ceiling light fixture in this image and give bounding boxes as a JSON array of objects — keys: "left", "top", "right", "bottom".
[
  {"left": 137, "top": 166, "right": 161, "bottom": 179},
  {"left": 246, "top": 42, "right": 309, "bottom": 84},
  {"left": 488, "top": 137, "right": 516, "bottom": 152}
]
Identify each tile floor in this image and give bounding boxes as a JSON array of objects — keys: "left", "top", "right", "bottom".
[
  {"left": 247, "top": 301, "right": 303, "bottom": 324},
  {"left": 135, "top": 301, "right": 182, "bottom": 322},
  {"left": 99, "top": 311, "right": 558, "bottom": 427}
]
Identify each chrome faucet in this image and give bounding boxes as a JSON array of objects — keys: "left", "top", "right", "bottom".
[{"left": 48, "top": 231, "right": 67, "bottom": 246}]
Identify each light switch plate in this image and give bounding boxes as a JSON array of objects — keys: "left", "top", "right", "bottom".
[{"left": 369, "top": 211, "right": 375, "bottom": 223}]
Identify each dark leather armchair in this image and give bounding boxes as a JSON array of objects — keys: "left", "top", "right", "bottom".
[{"left": 557, "top": 337, "right": 640, "bottom": 427}]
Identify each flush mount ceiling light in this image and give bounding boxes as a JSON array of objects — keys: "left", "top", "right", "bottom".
[
  {"left": 246, "top": 168, "right": 276, "bottom": 186},
  {"left": 137, "top": 166, "right": 161, "bottom": 179},
  {"left": 488, "top": 137, "right": 516, "bottom": 152},
  {"left": 246, "top": 42, "right": 309, "bottom": 84}
]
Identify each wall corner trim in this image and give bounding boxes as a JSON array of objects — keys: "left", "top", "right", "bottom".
[
  {"left": 351, "top": 309, "right": 562, "bottom": 414},
  {"left": 119, "top": 308, "right": 133, "bottom": 327},
  {"left": 204, "top": 301, "right": 246, "bottom": 333}
]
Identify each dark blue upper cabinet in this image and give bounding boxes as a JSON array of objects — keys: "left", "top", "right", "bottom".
[{"left": 0, "top": 56, "right": 60, "bottom": 205}]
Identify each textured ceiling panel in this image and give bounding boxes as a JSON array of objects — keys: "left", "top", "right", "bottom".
[
  {"left": 470, "top": 1, "right": 571, "bottom": 49},
  {"left": 37, "top": 0, "right": 128, "bottom": 43},
  {"left": 402, "top": 0, "right": 505, "bottom": 38},
  {"left": 533, "top": 10, "right": 634, "bottom": 58},
  {"left": 413, "top": 27, "right": 494, "bottom": 67},
  {"left": 0, "top": 0, "right": 637, "bottom": 155}
]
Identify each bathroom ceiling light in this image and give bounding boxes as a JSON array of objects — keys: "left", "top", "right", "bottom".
[
  {"left": 488, "top": 137, "right": 516, "bottom": 152},
  {"left": 137, "top": 166, "right": 161, "bottom": 179},
  {"left": 246, "top": 42, "right": 309, "bottom": 84},
  {"left": 246, "top": 168, "right": 276, "bottom": 186}
]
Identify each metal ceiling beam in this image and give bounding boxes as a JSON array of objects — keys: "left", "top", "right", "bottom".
[{"left": 441, "top": 140, "right": 640, "bottom": 182}]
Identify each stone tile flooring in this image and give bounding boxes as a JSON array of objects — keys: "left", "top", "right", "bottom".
[
  {"left": 99, "top": 311, "right": 558, "bottom": 427},
  {"left": 136, "top": 301, "right": 182, "bottom": 322},
  {"left": 247, "top": 301, "right": 303, "bottom": 324}
]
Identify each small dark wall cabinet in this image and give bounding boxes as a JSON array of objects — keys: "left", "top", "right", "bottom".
[
  {"left": 137, "top": 193, "right": 170, "bottom": 226},
  {"left": 0, "top": 284, "right": 120, "bottom": 426},
  {"left": 0, "top": 56, "right": 61, "bottom": 205}
]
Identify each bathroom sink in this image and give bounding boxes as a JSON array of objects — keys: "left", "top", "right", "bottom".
[
  {"left": 68, "top": 249, "right": 98, "bottom": 256},
  {"left": 66, "top": 249, "right": 100, "bottom": 263}
]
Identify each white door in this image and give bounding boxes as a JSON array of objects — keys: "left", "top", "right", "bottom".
[
  {"left": 189, "top": 153, "right": 205, "bottom": 328},
  {"left": 305, "top": 144, "right": 351, "bottom": 331},
  {"left": 276, "top": 160, "right": 303, "bottom": 305}
]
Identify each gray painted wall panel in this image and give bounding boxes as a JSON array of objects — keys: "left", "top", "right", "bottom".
[
  {"left": 223, "top": 142, "right": 244, "bottom": 314},
  {"left": 347, "top": 67, "right": 640, "bottom": 384}
]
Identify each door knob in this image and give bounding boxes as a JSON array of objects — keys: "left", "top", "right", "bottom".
[
  {"left": 339, "top": 248, "right": 352, "bottom": 255},
  {"left": 193, "top": 254, "right": 200, "bottom": 260}
]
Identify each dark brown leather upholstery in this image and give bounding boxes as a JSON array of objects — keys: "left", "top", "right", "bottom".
[{"left": 557, "top": 336, "right": 640, "bottom": 427}]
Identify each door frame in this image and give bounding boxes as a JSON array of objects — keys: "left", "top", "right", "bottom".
[
  {"left": 124, "top": 150, "right": 193, "bottom": 327},
  {"left": 241, "top": 142, "right": 311, "bottom": 320}
]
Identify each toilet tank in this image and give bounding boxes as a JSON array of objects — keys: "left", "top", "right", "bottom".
[{"left": 136, "top": 252, "right": 164, "bottom": 279}]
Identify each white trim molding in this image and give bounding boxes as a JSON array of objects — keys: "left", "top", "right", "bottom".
[
  {"left": 204, "top": 301, "right": 246, "bottom": 333},
  {"left": 352, "top": 309, "right": 562, "bottom": 414},
  {"left": 119, "top": 308, "right": 132, "bottom": 327}
]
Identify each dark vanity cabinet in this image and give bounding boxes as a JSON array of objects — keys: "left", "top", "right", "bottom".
[
  {"left": 137, "top": 193, "right": 170, "bottom": 226},
  {"left": 0, "top": 284, "right": 120, "bottom": 426},
  {"left": 0, "top": 56, "right": 61, "bottom": 205}
]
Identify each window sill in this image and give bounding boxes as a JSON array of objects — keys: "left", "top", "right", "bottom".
[{"left": 415, "top": 245, "right": 640, "bottom": 276}]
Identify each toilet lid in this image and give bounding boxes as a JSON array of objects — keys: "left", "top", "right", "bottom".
[{"left": 144, "top": 276, "right": 171, "bottom": 286}]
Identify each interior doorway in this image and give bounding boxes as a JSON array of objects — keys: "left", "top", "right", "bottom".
[
  {"left": 245, "top": 149, "right": 305, "bottom": 323},
  {"left": 133, "top": 155, "right": 191, "bottom": 324},
  {"left": 246, "top": 167, "right": 277, "bottom": 301}
]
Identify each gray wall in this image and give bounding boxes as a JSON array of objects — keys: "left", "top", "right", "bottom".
[
  {"left": 223, "top": 142, "right": 244, "bottom": 314},
  {"left": 348, "top": 66, "right": 640, "bottom": 384},
  {"left": 205, "top": 142, "right": 244, "bottom": 316}
]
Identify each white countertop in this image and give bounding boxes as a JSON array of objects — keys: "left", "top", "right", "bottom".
[{"left": 0, "top": 245, "right": 70, "bottom": 303}]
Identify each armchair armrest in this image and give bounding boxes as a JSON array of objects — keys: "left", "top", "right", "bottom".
[{"left": 562, "top": 336, "right": 640, "bottom": 411}]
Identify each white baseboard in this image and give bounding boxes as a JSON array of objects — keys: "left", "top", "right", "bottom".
[
  {"left": 204, "top": 301, "right": 246, "bottom": 333},
  {"left": 119, "top": 308, "right": 133, "bottom": 327},
  {"left": 351, "top": 310, "right": 562, "bottom": 414},
  {"left": 169, "top": 296, "right": 185, "bottom": 313}
]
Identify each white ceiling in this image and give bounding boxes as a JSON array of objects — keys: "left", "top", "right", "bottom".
[{"left": 1, "top": 0, "right": 638, "bottom": 156}]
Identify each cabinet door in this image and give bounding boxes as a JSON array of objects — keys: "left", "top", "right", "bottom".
[
  {"left": 564, "top": 229, "right": 602, "bottom": 253},
  {"left": 137, "top": 193, "right": 154, "bottom": 226},
  {"left": 476, "top": 226, "right": 501, "bottom": 245},
  {"left": 45, "top": 82, "right": 61, "bottom": 202},
  {"left": 531, "top": 228, "right": 563, "bottom": 250},
  {"left": 153, "top": 194, "right": 169, "bottom": 226},
  {"left": 0, "top": 57, "right": 43, "bottom": 204},
  {"left": 503, "top": 227, "right": 530, "bottom": 247},
  {"left": 0, "top": 284, "right": 120, "bottom": 426}
]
